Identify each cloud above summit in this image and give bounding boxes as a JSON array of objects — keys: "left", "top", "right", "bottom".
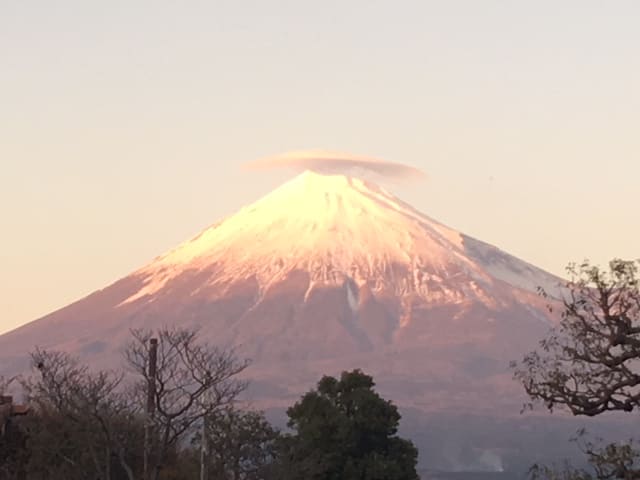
[{"left": 244, "top": 151, "right": 426, "bottom": 181}]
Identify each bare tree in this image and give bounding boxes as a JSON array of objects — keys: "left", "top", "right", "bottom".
[
  {"left": 530, "top": 432, "right": 640, "bottom": 480},
  {"left": 0, "top": 375, "right": 18, "bottom": 394},
  {"left": 23, "top": 349, "right": 140, "bottom": 480},
  {"left": 0, "top": 375, "right": 19, "bottom": 434},
  {"left": 514, "top": 259, "right": 640, "bottom": 479},
  {"left": 124, "top": 327, "right": 249, "bottom": 480}
]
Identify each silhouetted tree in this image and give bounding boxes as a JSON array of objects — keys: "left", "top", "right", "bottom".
[
  {"left": 192, "top": 407, "right": 280, "bottom": 480},
  {"left": 21, "top": 349, "right": 141, "bottom": 480},
  {"left": 0, "top": 376, "right": 28, "bottom": 480},
  {"left": 124, "top": 327, "right": 250, "bottom": 480},
  {"left": 514, "top": 259, "right": 640, "bottom": 479},
  {"left": 275, "top": 369, "right": 419, "bottom": 480},
  {"left": 0, "top": 329, "right": 263, "bottom": 480}
]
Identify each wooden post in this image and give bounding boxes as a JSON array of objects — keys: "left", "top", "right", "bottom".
[
  {"left": 200, "top": 413, "right": 208, "bottom": 480},
  {"left": 143, "top": 338, "right": 158, "bottom": 480}
]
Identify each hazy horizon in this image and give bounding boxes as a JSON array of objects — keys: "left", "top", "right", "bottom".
[{"left": 2, "top": 1, "right": 639, "bottom": 334}]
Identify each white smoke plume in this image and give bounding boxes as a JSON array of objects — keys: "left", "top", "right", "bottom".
[{"left": 244, "top": 150, "right": 426, "bottom": 182}]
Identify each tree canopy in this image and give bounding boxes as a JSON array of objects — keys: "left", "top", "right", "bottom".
[
  {"left": 1, "top": 336, "right": 421, "bottom": 480},
  {"left": 276, "top": 369, "right": 419, "bottom": 480}
]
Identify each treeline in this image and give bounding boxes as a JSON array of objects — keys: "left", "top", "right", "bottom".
[
  {"left": 3, "top": 258, "right": 640, "bottom": 479},
  {"left": 0, "top": 327, "right": 419, "bottom": 480}
]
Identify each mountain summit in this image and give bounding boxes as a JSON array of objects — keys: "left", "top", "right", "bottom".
[
  {"left": 0, "top": 171, "right": 559, "bottom": 412},
  {"left": 126, "top": 170, "right": 556, "bottom": 306}
]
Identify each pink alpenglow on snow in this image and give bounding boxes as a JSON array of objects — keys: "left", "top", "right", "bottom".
[{"left": 0, "top": 169, "right": 562, "bottom": 418}]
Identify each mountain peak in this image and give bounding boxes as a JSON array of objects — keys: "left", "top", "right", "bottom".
[
  {"left": 265, "top": 169, "right": 388, "bottom": 202},
  {"left": 0, "top": 164, "right": 562, "bottom": 429},
  {"left": 119, "top": 171, "right": 477, "bottom": 304},
  {"left": 291, "top": 168, "right": 352, "bottom": 183},
  {"left": 107, "top": 170, "right": 561, "bottom": 313}
]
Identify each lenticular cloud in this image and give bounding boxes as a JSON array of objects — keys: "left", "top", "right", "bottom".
[{"left": 244, "top": 150, "right": 426, "bottom": 181}]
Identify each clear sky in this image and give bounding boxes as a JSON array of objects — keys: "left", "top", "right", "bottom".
[{"left": 1, "top": 1, "right": 638, "bottom": 334}]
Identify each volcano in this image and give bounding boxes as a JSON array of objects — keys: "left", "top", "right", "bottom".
[{"left": 0, "top": 171, "right": 560, "bottom": 414}]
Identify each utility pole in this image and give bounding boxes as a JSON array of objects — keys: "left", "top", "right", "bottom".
[
  {"left": 143, "top": 338, "right": 158, "bottom": 480},
  {"left": 200, "top": 413, "right": 209, "bottom": 480}
]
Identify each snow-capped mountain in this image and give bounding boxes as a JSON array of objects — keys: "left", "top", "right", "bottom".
[{"left": 0, "top": 171, "right": 561, "bottom": 414}]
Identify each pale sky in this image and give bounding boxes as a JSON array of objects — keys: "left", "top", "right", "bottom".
[{"left": 1, "top": 1, "right": 638, "bottom": 334}]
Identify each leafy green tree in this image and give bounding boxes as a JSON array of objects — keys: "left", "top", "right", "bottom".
[
  {"left": 514, "top": 259, "right": 640, "bottom": 479},
  {"left": 275, "top": 369, "right": 419, "bottom": 480}
]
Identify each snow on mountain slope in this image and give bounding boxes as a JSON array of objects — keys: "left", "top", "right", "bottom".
[
  {"left": 463, "top": 235, "right": 563, "bottom": 297},
  {"left": 0, "top": 170, "right": 563, "bottom": 414},
  {"left": 122, "top": 171, "right": 559, "bottom": 309}
]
